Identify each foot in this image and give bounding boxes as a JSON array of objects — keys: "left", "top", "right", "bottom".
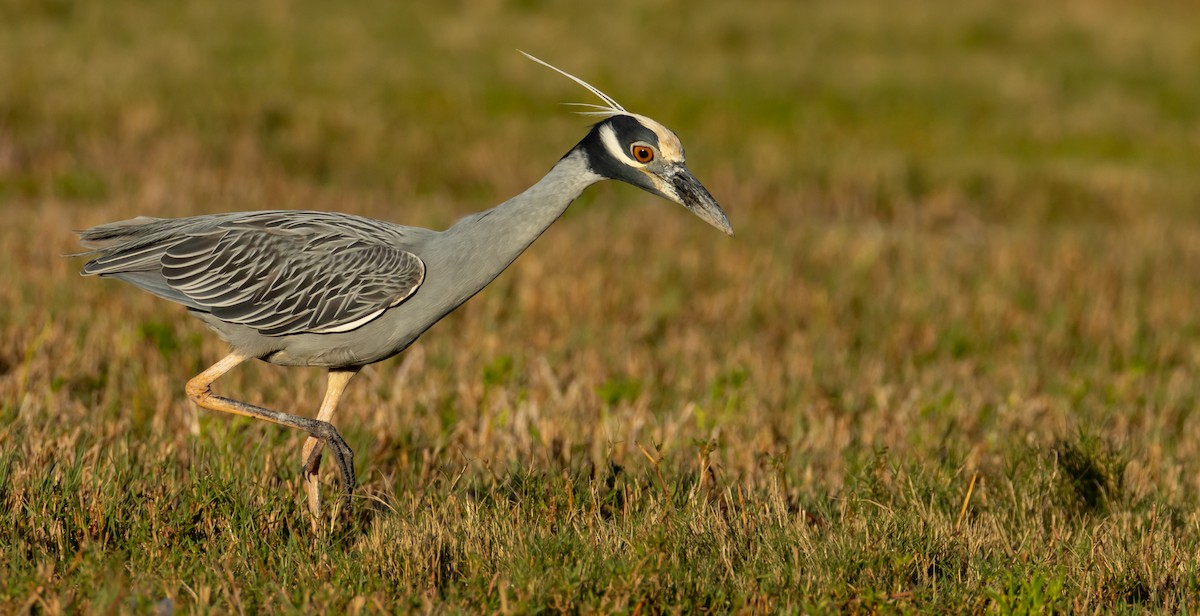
[
  {"left": 301, "top": 437, "right": 324, "bottom": 516},
  {"left": 302, "top": 420, "right": 355, "bottom": 496}
]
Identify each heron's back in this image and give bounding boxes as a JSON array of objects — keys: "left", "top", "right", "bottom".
[{"left": 78, "top": 211, "right": 431, "bottom": 321}]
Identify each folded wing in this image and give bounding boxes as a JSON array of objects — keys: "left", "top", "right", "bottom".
[{"left": 82, "top": 212, "right": 426, "bottom": 337}]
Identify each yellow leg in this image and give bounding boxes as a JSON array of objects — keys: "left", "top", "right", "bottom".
[
  {"left": 185, "top": 352, "right": 358, "bottom": 508},
  {"left": 301, "top": 368, "right": 360, "bottom": 517}
]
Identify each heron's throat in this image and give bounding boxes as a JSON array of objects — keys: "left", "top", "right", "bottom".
[{"left": 435, "top": 149, "right": 602, "bottom": 299}]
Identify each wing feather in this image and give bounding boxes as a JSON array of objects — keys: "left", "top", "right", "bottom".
[
  {"left": 166, "top": 218, "right": 424, "bottom": 336},
  {"left": 82, "top": 211, "right": 426, "bottom": 336}
]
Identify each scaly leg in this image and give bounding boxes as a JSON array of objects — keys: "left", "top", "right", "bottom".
[
  {"left": 184, "top": 352, "right": 358, "bottom": 504},
  {"left": 300, "top": 368, "right": 360, "bottom": 517}
]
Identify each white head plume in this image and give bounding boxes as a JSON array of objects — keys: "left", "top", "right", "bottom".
[{"left": 520, "top": 51, "right": 628, "bottom": 118}]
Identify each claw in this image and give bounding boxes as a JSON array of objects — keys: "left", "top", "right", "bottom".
[
  {"left": 304, "top": 420, "right": 356, "bottom": 497},
  {"left": 303, "top": 441, "right": 324, "bottom": 476}
]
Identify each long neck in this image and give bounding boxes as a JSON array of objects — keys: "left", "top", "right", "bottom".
[{"left": 425, "top": 148, "right": 601, "bottom": 307}]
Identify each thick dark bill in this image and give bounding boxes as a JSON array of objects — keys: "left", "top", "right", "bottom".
[{"left": 665, "top": 165, "right": 734, "bottom": 236}]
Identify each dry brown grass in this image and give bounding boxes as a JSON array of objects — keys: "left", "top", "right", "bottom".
[{"left": 3, "top": 0, "right": 1200, "bottom": 611}]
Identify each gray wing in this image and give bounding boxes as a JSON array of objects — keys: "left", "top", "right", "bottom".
[{"left": 83, "top": 212, "right": 426, "bottom": 337}]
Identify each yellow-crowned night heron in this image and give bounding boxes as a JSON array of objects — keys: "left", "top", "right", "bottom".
[{"left": 76, "top": 54, "right": 733, "bottom": 516}]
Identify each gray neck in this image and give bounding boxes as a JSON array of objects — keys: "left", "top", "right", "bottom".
[{"left": 426, "top": 148, "right": 601, "bottom": 308}]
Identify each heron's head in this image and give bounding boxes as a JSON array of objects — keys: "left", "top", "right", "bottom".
[
  {"left": 524, "top": 52, "right": 733, "bottom": 237},
  {"left": 574, "top": 113, "right": 733, "bottom": 236}
]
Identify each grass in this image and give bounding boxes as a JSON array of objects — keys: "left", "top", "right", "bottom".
[{"left": 3, "top": 0, "right": 1200, "bottom": 611}]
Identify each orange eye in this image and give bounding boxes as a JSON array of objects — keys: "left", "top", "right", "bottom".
[{"left": 631, "top": 145, "right": 654, "bottom": 164}]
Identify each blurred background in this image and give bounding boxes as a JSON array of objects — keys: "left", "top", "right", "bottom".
[
  {"left": 5, "top": 0, "right": 1200, "bottom": 501},
  {"left": 2, "top": 0, "right": 1200, "bottom": 608},
  {"left": 5, "top": 0, "right": 1196, "bottom": 227},
  {"left": 5, "top": 0, "right": 1200, "bottom": 512}
]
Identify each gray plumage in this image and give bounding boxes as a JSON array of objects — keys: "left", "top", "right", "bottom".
[
  {"left": 80, "top": 150, "right": 617, "bottom": 367},
  {"left": 83, "top": 211, "right": 426, "bottom": 337},
  {"left": 75, "top": 55, "right": 733, "bottom": 515}
]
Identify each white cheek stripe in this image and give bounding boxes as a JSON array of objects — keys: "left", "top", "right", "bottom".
[{"left": 598, "top": 124, "right": 645, "bottom": 169}]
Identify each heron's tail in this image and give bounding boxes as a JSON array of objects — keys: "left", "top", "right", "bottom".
[
  {"left": 74, "top": 216, "right": 166, "bottom": 251},
  {"left": 73, "top": 216, "right": 186, "bottom": 276}
]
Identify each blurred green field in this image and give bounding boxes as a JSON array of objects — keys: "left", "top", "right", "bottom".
[{"left": 3, "top": 0, "right": 1200, "bottom": 612}]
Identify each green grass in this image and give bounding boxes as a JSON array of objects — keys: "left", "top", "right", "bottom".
[{"left": 3, "top": 0, "right": 1200, "bottom": 611}]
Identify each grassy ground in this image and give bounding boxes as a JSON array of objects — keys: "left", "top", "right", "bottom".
[{"left": 3, "top": 0, "right": 1200, "bottom": 612}]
